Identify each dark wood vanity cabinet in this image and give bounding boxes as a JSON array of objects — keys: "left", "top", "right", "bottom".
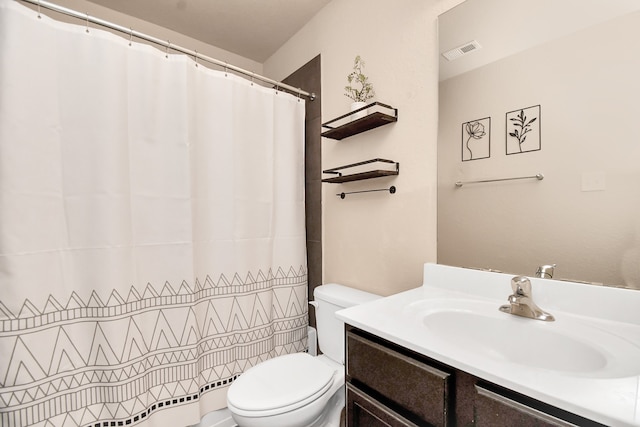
[
  {"left": 345, "top": 326, "right": 606, "bottom": 427},
  {"left": 346, "top": 331, "right": 451, "bottom": 426},
  {"left": 472, "top": 385, "right": 578, "bottom": 427},
  {"left": 346, "top": 383, "right": 421, "bottom": 427}
]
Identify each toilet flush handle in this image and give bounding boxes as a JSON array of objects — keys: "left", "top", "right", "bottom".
[{"left": 308, "top": 301, "right": 318, "bottom": 309}]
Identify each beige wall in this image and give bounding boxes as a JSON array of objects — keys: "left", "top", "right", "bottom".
[
  {"left": 25, "top": 0, "right": 262, "bottom": 73},
  {"left": 438, "top": 11, "right": 640, "bottom": 288},
  {"left": 264, "top": 0, "right": 464, "bottom": 296}
]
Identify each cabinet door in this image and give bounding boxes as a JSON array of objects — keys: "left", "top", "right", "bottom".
[
  {"left": 347, "top": 331, "right": 451, "bottom": 426},
  {"left": 347, "top": 383, "right": 420, "bottom": 427},
  {"left": 474, "top": 385, "right": 578, "bottom": 427}
]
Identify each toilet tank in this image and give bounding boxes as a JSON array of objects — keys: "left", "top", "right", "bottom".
[{"left": 313, "top": 284, "right": 380, "bottom": 364}]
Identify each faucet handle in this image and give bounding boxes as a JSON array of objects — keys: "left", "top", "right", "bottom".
[
  {"left": 511, "top": 276, "right": 531, "bottom": 296},
  {"left": 536, "top": 264, "right": 556, "bottom": 279}
]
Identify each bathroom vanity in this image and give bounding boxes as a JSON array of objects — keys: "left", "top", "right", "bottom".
[
  {"left": 337, "top": 264, "right": 640, "bottom": 427},
  {"left": 346, "top": 325, "right": 602, "bottom": 426}
]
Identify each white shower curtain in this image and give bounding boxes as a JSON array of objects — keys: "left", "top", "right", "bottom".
[{"left": 0, "top": 1, "right": 308, "bottom": 426}]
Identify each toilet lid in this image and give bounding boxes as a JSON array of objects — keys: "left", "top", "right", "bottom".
[{"left": 227, "top": 353, "right": 335, "bottom": 413}]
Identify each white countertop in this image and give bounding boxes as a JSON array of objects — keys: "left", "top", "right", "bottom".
[{"left": 337, "top": 263, "right": 640, "bottom": 427}]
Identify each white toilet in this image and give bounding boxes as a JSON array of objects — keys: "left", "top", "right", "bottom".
[{"left": 226, "top": 283, "right": 380, "bottom": 427}]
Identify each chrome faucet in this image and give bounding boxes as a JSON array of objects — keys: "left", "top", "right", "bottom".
[
  {"left": 535, "top": 264, "right": 556, "bottom": 279},
  {"left": 499, "top": 276, "right": 555, "bottom": 321}
]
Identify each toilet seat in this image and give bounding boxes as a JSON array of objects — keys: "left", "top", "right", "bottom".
[{"left": 227, "top": 353, "right": 336, "bottom": 417}]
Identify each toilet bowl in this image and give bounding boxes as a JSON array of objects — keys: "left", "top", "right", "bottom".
[
  {"left": 227, "top": 353, "right": 343, "bottom": 427},
  {"left": 226, "top": 284, "right": 380, "bottom": 427}
]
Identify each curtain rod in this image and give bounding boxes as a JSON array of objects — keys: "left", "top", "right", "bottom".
[{"left": 18, "top": 0, "right": 316, "bottom": 100}]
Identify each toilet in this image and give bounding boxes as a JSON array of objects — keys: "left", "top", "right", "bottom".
[{"left": 226, "top": 284, "right": 380, "bottom": 427}]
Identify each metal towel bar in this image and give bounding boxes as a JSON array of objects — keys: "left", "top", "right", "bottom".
[
  {"left": 455, "top": 173, "right": 543, "bottom": 188},
  {"left": 337, "top": 186, "right": 396, "bottom": 199}
]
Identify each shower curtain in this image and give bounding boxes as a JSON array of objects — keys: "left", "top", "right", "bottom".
[{"left": 0, "top": 1, "right": 308, "bottom": 426}]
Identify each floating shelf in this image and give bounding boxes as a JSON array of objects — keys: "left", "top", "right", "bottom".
[
  {"left": 322, "top": 158, "right": 399, "bottom": 184},
  {"left": 321, "top": 102, "right": 398, "bottom": 140}
]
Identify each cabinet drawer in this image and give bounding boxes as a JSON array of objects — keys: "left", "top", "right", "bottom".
[
  {"left": 474, "top": 385, "right": 578, "bottom": 427},
  {"left": 347, "top": 383, "right": 420, "bottom": 427},
  {"left": 347, "top": 331, "right": 451, "bottom": 426}
]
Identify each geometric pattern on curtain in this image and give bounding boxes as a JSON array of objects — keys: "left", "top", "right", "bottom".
[
  {"left": 0, "top": 267, "right": 307, "bottom": 427},
  {"left": 0, "top": 1, "right": 308, "bottom": 426}
]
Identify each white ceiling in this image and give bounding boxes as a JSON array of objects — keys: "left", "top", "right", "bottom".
[
  {"left": 439, "top": 0, "right": 640, "bottom": 81},
  {"left": 85, "top": 0, "right": 332, "bottom": 62}
]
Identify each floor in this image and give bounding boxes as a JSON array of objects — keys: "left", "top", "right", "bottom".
[{"left": 188, "top": 408, "right": 236, "bottom": 427}]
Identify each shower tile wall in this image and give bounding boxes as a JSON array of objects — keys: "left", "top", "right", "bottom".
[{"left": 283, "top": 55, "right": 322, "bottom": 329}]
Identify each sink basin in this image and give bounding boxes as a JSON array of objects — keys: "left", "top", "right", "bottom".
[
  {"left": 424, "top": 310, "right": 605, "bottom": 373},
  {"left": 407, "top": 298, "right": 640, "bottom": 378}
]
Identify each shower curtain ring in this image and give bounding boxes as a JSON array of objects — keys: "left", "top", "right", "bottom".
[
  {"left": 298, "top": 89, "right": 302, "bottom": 102},
  {"left": 85, "top": 13, "right": 90, "bottom": 33},
  {"left": 128, "top": 28, "right": 133, "bottom": 46},
  {"left": 37, "top": 0, "right": 41, "bottom": 18},
  {"left": 194, "top": 50, "right": 198, "bottom": 67},
  {"left": 224, "top": 62, "right": 228, "bottom": 77},
  {"left": 165, "top": 41, "right": 171, "bottom": 58},
  {"left": 250, "top": 72, "right": 255, "bottom": 86}
]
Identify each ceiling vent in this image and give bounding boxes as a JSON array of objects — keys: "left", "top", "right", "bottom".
[{"left": 442, "top": 40, "right": 482, "bottom": 61}]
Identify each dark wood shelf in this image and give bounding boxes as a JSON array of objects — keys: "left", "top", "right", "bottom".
[
  {"left": 322, "top": 169, "right": 398, "bottom": 183},
  {"left": 322, "top": 158, "right": 399, "bottom": 184},
  {"left": 321, "top": 102, "right": 398, "bottom": 140}
]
